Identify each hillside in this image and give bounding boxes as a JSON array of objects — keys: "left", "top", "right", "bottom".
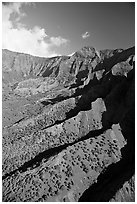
[{"left": 2, "top": 46, "right": 135, "bottom": 202}]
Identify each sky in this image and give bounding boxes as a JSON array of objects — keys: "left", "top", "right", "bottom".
[{"left": 2, "top": 2, "right": 135, "bottom": 57}]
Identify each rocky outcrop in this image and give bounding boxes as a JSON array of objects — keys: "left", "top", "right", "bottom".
[
  {"left": 3, "top": 127, "right": 126, "bottom": 202},
  {"left": 2, "top": 46, "right": 135, "bottom": 201}
]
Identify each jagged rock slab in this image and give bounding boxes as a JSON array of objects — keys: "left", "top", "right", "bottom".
[
  {"left": 3, "top": 98, "right": 106, "bottom": 176},
  {"left": 3, "top": 125, "right": 126, "bottom": 202}
]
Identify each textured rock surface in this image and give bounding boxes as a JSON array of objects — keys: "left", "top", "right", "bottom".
[
  {"left": 3, "top": 98, "right": 106, "bottom": 176},
  {"left": 3, "top": 129, "right": 125, "bottom": 202},
  {"left": 2, "top": 46, "right": 135, "bottom": 201}
]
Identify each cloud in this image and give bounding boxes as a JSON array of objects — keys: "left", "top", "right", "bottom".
[
  {"left": 82, "top": 31, "right": 90, "bottom": 39},
  {"left": 50, "top": 36, "right": 68, "bottom": 46},
  {"left": 2, "top": 3, "right": 69, "bottom": 57}
]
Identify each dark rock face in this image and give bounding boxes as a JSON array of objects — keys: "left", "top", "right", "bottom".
[{"left": 2, "top": 46, "right": 135, "bottom": 202}]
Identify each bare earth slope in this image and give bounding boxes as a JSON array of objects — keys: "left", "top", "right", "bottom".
[{"left": 2, "top": 46, "right": 135, "bottom": 202}]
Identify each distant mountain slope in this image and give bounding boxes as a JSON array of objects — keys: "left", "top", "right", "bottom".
[{"left": 2, "top": 46, "right": 135, "bottom": 202}]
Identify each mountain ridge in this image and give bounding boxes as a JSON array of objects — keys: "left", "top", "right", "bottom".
[{"left": 2, "top": 45, "right": 135, "bottom": 202}]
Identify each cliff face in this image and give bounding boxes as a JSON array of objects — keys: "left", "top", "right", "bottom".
[{"left": 2, "top": 46, "right": 135, "bottom": 202}]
